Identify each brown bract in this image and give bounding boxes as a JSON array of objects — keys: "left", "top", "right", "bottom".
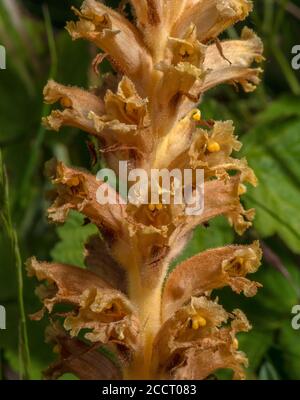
[
  {"left": 162, "top": 241, "right": 262, "bottom": 321},
  {"left": 66, "top": 0, "right": 153, "bottom": 95},
  {"left": 44, "top": 322, "right": 122, "bottom": 380},
  {"left": 45, "top": 159, "right": 125, "bottom": 232},
  {"left": 26, "top": 257, "right": 140, "bottom": 352},
  {"left": 151, "top": 297, "right": 251, "bottom": 379}
]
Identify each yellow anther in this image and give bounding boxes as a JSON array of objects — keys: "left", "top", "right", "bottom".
[
  {"left": 148, "top": 203, "right": 163, "bottom": 211},
  {"left": 238, "top": 184, "right": 247, "bottom": 196},
  {"left": 207, "top": 141, "right": 221, "bottom": 153},
  {"left": 118, "top": 330, "right": 125, "bottom": 340},
  {"left": 233, "top": 338, "right": 239, "bottom": 350},
  {"left": 192, "top": 109, "right": 201, "bottom": 121},
  {"left": 60, "top": 97, "right": 72, "bottom": 108},
  {"left": 191, "top": 315, "right": 207, "bottom": 330}
]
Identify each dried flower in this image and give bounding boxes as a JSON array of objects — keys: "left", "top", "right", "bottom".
[{"left": 29, "top": 0, "right": 263, "bottom": 380}]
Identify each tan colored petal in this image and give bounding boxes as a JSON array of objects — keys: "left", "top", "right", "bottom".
[
  {"left": 104, "top": 76, "right": 149, "bottom": 127},
  {"left": 89, "top": 111, "right": 136, "bottom": 135},
  {"left": 26, "top": 257, "right": 110, "bottom": 307},
  {"left": 148, "top": 174, "right": 255, "bottom": 272},
  {"left": 203, "top": 65, "right": 262, "bottom": 93},
  {"left": 173, "top": 0, "right": 253, "bottom": 42},
  {"left": 189, "top": 120, "right": 257, "bottom": 185},
  {"left": 181, "top": 27, "right": 264, "bottom": 98},
  {"left": 64, "top": 288, "right": 140, "bottom": 351},
  {"left": 66, "top": 0, "right": 153, "bottom": 95},
  {"left": 43, "top": 80, "right": 104, "bottom": 135},
  {"left": 171, "top": 309, "right": 251, "bottom": 380},
  {"left": 155, "top": 61, "right": 204, "bottom": 105},
  {"left": 45, "top": 159, "right": 125, "bottom": 232},
  {"left": 201, "top": 28, "right": 263, "bottom": 92},
  {"left": 44, "top": 322, "right": 122, "bottom": 380},
  {"left": 26, "top": 257, "right": 140, "bottom": 351},
  {"left": 170, "top": 340, "right": 247, "bottom": 380},
  {"left": 168, "top": 25, "right": 207, "bottom": 68},
  {"left": 152, "top": 297, "right": 229, "bottom": 370},
  {"left": 153, "top": 110, "right": 196, "bottom": 169},
  {"left": 184, "top": 174, "right": 254, "bottom": 235},
  {"left": 152, "top": 299, "right": 251, "bottom": 380},
  {"left": 131, "top": 1, "right": 186, "bottom": 29},
  {"left": 153, "top": 61, "right": 204, "bottom": 134},
  {"left": 164, "top": 1, "right": 189, "bottom": 27},
  {"left": 130, "top": 0, "right": 149, "bottom": 26},
  {"left": 145, "top": 0, "right": 163, "bottom": 25},
  {"left": 162, "top": 241, "right": 262, "bottom": 320},
  {"left": 203, "top": 27, "right": 264, "bottom": 72},
  {"left": 227, "top": 203, "right": 255, "bottom": 235},
  {"left": 88, "top": 76, "right": 151, "bottom": 147},
  {"left": 84, "top": 234, "right": 126, "bottom": 292}
]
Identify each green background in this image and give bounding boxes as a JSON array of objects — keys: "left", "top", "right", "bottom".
[{"left": 1, "top": 0, "right": 300, "bottom": 380}]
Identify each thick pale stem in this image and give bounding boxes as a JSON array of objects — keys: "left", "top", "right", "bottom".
[{"left": 125, "top": 266, "right": 164, "bottom": 379}]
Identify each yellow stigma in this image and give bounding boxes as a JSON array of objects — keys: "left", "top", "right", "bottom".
[
  {"left": 191, "top": 315, "right": 207, "bottom": 330},
  {"left": 238, "top": 184, "right": 247, "bottom": 196},
  {"left": 179, "top": 45, "right": 194, "bottom": 57},
  {"left": 148, "top": 203, "right": 163, "bottom": 211},
  {"left": 60, "top": 97, "right": 72, "bottom": 108},
  {"left": 192, "top": 109, "right": 201, "bottom": 121},
  {"left": 207, "top": 141, "right": 221, "bottom": 153},
  {"left": 233, "top": 338, "right": 239, "bottom": 350}
]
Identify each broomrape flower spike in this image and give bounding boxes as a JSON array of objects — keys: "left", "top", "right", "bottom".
[{"left": 28, "top": 0, "right": 264, "bottom": 380}]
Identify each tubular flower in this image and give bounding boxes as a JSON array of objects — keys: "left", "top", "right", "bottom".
[{"left": 29, "top": 0, "right": 264, "bottom": 380}]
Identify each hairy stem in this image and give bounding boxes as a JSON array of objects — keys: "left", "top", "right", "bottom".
[{"left": 125, "top": 259, "right": 164, "bottom": 379}]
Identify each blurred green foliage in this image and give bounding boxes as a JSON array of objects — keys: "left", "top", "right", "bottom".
[{"left": 0, "top": 0, "right": 300, "bottom": 380}]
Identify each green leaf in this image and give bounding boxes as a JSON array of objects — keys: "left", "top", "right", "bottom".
[
  {"left": 242, "top": 115, "right": 300, "bottom": 253},
  {"left": 259, "top": 360, "right": 281, "bottom": 380},
  {"left": 239, "top": 330, "right": 273, "bottom": 376},
  {"left": 278, "top": 321, "right": 300, "bottom": 380},
  {"left": 172, "top": 216, "right": 234, "bottom": 268},
  {"left": 256, "top": 96, "right": 300, "bottom": 125},
  {"left": 219, "top": 243, "right": 300, "bottom": 330},
  {"left": 55, "top": 30, "right": 90, "bottom": 87},
  {"left": 51, "top": 211, "right": 98, "bottom": 267}
]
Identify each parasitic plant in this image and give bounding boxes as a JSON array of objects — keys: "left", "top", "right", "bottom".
[{"left": 27, "top": 0, "right": 264, "bottom": 380}]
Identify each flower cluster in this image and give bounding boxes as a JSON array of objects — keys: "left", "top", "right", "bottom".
[{"left": 28, "top": 0, "right": 263, "bottom": 380}]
